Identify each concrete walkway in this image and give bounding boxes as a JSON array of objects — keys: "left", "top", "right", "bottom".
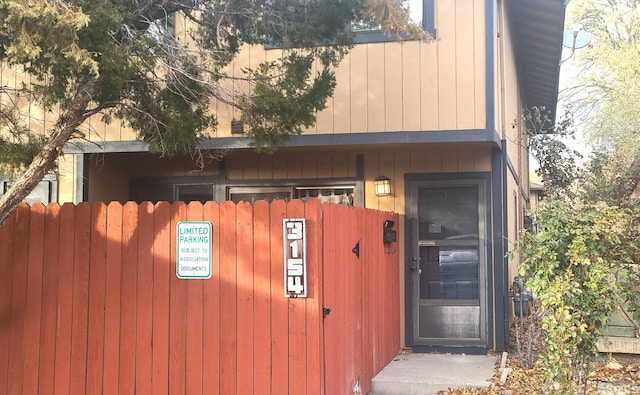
[{"left": 370, "top": 353, "right": 499, "bottom": 394}]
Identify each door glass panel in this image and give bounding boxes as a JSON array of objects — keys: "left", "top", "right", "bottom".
[
  {"left": 419, "top": 186, "right": 478, "bottom": 241},
  {"left": 420, "top": 246, "right": 479, "bottom": 300}
]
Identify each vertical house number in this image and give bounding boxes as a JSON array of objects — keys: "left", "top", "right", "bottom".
[{"left": 283, "top": 218, "right": 307, "bottom": 298}]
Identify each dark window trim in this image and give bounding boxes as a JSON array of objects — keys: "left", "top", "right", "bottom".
[
  {"left": 0, "top": 173, "right": 58, "bottom": 205},
  {"left": 128, "top": 175, "right": 365, "bottom": 206},
  {"left": 223, "top": 177, "right": 364, "bottom": 207},
  {"left": 351, "top": 0, "right": 436, "bottom": 43},
  {"left": 265, "top": 0, "right": 435, "bottom": 48}
]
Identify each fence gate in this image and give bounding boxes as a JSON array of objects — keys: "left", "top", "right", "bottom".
[
  {"left": 0, "top": 200, "right": 399, "bottom": 395},
  {"left": 322, "top": 205, "right": 400, "bottom": 395}
]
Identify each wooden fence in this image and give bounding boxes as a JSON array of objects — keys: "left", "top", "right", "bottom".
[{"left": 0, "top": 199, "right": 400, "bottom": 395}]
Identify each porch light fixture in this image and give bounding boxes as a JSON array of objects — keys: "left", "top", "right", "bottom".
[{"left": 374, "top": 176, "right": 392, "bottom": 197}]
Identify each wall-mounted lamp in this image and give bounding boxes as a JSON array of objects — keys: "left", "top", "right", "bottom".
[{"left": 374, "top": 176, "right": 392, "bottom": 197}]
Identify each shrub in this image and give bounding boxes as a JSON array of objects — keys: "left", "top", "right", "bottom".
[{"left": 517, "top": 200, "right": 640, "bottom": 393}]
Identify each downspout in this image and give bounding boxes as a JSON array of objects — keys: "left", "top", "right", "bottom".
[
  {"left": 502, "top": 142, "right": 517, "bottom": 350},
  {"left": 496, "top": 0, "right": 516, "bottom": 350}
]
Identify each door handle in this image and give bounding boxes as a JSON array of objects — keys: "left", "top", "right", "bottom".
[{"left": 411, "top": 257, "right": 421, "bottom": 272}]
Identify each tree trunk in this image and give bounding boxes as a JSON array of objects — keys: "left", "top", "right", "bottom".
[{"left": 0, "top": 78, "right": 98, "bottom": 226}]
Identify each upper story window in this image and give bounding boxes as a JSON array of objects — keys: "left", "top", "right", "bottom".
[
  {"left": 1, "top": 174, "right": 57, "bottom": 205},
  {"left": 148, "top": 13, "right": 175, "bottom": 41},
  {"left": 351, "top": 0, "right": 435, "bottom": 43}
]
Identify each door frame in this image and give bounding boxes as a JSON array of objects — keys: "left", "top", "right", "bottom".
[{"left": 404, "top": 173, "right": 492, "bottom": 350}]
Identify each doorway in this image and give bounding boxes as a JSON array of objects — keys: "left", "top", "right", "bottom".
[{"left": 408, "top": 178, "right": 488, "bottom": 347}]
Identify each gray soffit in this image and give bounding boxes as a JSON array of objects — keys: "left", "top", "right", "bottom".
[{"left": 510, "top": 0, "right": 566, "bottom": 126}]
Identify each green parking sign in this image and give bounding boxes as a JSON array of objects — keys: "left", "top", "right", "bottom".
[{"left": 176, "top": 221, "right": 212, "bottom": 279}]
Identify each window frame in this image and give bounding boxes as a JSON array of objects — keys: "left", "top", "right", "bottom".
[
  {"left": 351, "top": 0, "right": 436, "bottom": 43},
  {"left": 0, "top": 174, "right": 57, "bottom": 205},
  {"left": 264, "top": 0, "right": 435, "bottom": 48}
]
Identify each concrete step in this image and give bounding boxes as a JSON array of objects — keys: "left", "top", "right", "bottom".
[{"left": 370, "top": 353, "right": 498, "bottom": 395}]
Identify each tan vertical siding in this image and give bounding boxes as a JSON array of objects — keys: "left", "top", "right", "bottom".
[
  {"left": 366, "top": 44, "right": 387, "bottom": 132},
  {"left": 242, "top": 155, "right": 259, "bottom": 179},
  {"left": 317, "top": 155, "right": 333, "bottom": 178},
  {"left": 2, "top": 0, "right": 487, "bottom": 148},
  {"left": 332, "top": 154, "right": 350, "bottom": 178},
  {"left": 314, "top": 78, "right": 334, "bottom": 135},
  {"left": 287, "top": 153, "right": 304, "bottom": 179},
  {"left": 474, "top": 1, "right": 487, "bottom": 128},
  {"left": 362, "top": 145, "right": 492, "bottom": 213},
  {"left": 425, "top": 150, "right": 443, "bottom": 173},
  {"left": 57, "top": 156, "right": 78, "bottom": 204},
  {"left": 302, "top": 152, "right": 319, "bottom": 179},
  {"left": 67, "top": 146, "right": 493, "bottom": 212},
  {"left": 384, "top": 43, "right": 404, "bottom": 132},
  {"left": 350, "top": 46, "right": 369, "bottom": 133},
  {"left": 257, "top": 155, "right": 273, "bottom": 179},
  {"left": 402, "top": 41, "right": 422, "bottom": 131},
  {"left": 456, "top": 0, "right": 478, "bottom": 129},
  {"left": 333, "top": 54, "right": 352, "bottom": 133},
  {"left": 420, "top": 43, "right": 440, "bottom": 130},
  {"left": 410, "top": 150, "right": 427, "bottom": 172},
  {"left": 224, "top": 151, "right": 359, "bottom": 181},
  {"left": 272, "top": 154, "right": 288, "bottom": 179},
  {"left": 393, "top": 152, "right": 410, "bottom": 220},
  {"left": 436, "top": 0, "right": 459, "bottom": 129},
  {"left": 378, "top": 152, "right": 397, "bottom": 212},
  {"left": 458, "top": 148, "right": 476, "bottom": 172},
  {"left": 441, "top": 149, "right": 458, "bottom": 172}
]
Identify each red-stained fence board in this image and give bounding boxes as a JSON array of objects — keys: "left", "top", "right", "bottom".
[
  {"left": 169, "top": 203, "right": 188, "bottom": 395},
  {"left": 219, "top": 201, "right": 238, "bottom": 395},
  {"left": 152, "top": 202, "right": 171, "bottom": 395},
  {"left": 304, "top": 199, "right": 323, "bottom": 395},
  {"left": 86, "top": 203, "right": 107, "bottom": 395},
  {"left": 322, "top": 203, "right": 340, "bottom": 395},
  {"left": 68, "top": 203, "right": 90, "bottom": 395},
  {"left": 23, "top": 204, "right": 45, "bottom": 395},
  {"left": 287, "top": 200, "right": 307, "bottom": 395},
  {"left": 135, "top": 202, "right": 155, "bottom": 395},
  {"left": 54, "top": 204, "right": 76, "bottom": 395},
  {"left": 119, "top": 202, "right": 139, "bottom": 394},
  {"left": 202, "top": 202, "right": 221, "bottom": 394},
  {"left": 236, "top": 201, "right": 255, "bottom": 395},
  {"left": 40, "top": 205, "right": 60, "bottom": 395},
  {"left": 7, "top": 204, "right": 30, "bottom": 395},
  {"left": 103, "top": 203, "right": 123, "bottom": 395},
  {"left": 269, "top": 200, "right": 288, "bottom": 395},
  {"left": 345, "top": 205, "right": 362, "bottom": 394},
  {"left": 360, "top": 209, "right": 375, "bottom": 393},
  {"left": 0, "top": 209, "right": 15, "bottom": 395},
  {"left": 185, "top": 203, "right": 204, "bottom": 395},
  {"left": 252, "top": 201, "right": 272, "bottom": 393}
]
